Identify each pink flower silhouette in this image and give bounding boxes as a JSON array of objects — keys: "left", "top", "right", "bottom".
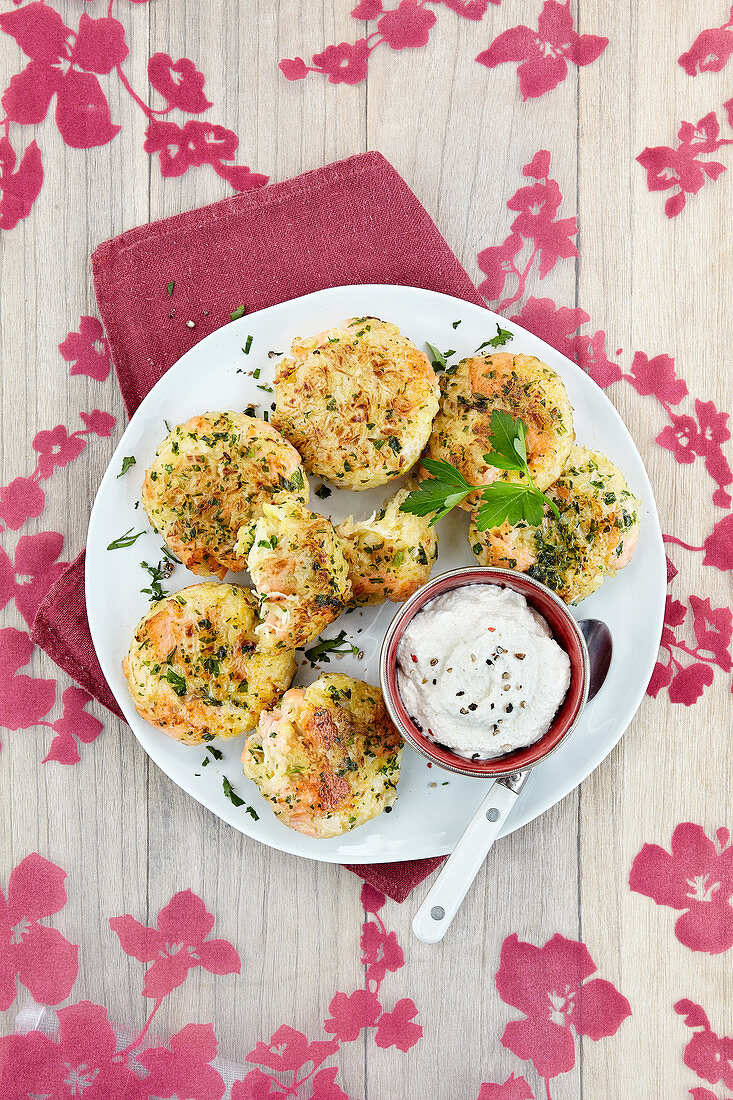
[
  {"left": 495, "top": 933, "right": 631, "bottom": 1083},
  {"left": 476, "top": 0, "right": 608, "bottom": 99},
  {"left": 477, "top": 1075, "right": 535, "bottom": 1100},
  {"left": 58, "top": 316, "right": 111, "bottom": 381},
  {"left": 647, "top": 591, "right": 731, "bottom": 705},
  {"left": 0, "top": 474, "right": 46, "bottom": 529},
  {"left": 311, "top": 39, "right": 371, "bottom": 84},
  {"left": 32, "top": 425, "right": 86, "bottom": 479},
  {"left": 109, "top": 888, "right": 241, "bottom": 999},
  {"left": 0, "top": 133, "right": 43, "bottom": 230},
  {"left": 637, "top": 111, "right": 733, "bottom": 219},
  {"left": 0, "top": 4, "right": 124, "bottom": 149},
  {"left": 0, "top": 530, "right": 68, "bottom": 627},
  {"left": 378, "top": 0, "right": 437, "bottom": 49},
  {"left": 144, "top": 119, "right": 268, "bottom": 190},
  {"left": 680, "top": 7, "right": 733, "bottom": 77},
  {"left": 148, "top": 52, "right": 212, "bottom": 113},
  {"left": 0, "top": 1001, "right": 147, "bottom": 1099},
  {"left": 0, "top": 627, "right": 56, "bottom": 733},
  {"left": 630, "top": 823, "right": 733, "bottom": 953},
  {"left": 656, "top": 399, "right": 732, "bottom": 502},
  {"left": 138, "top": 1023, "right": 225, "bottom": 1100},
  {"left": 627, "top": 351, "right": 688, "bottom": 406},
  {"left": 509, "top": 297, "right": 590, "bottom": 353},
  {"left": 373, "top": 997, "right": 422, "bottom": 1051},
  {"left": 675, "top": 999, "right": 733, "bottom": 1092},
  {"left": 657, "top": 414, "right": 703, "bottom": 465},
  {"left": 0, "top": 853, "right": 78, "bottom": 1011},
  {"left": 43, "top": 686, "right": 103, "bottom": 765}
]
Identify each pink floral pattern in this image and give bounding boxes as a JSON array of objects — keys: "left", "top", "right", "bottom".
[
  {"left": 0, "top": 853, "right": 78, "bottom": 1012},
  {"left": 630, "top": 823, "right": 733, "bottom": 953},
  {"left": 638, "top": 104, "right": 733, "bottom": 218},
  {"left": 675, "top": 999, "right": 733, "bottom": 1095},
  {"left": 494, "top": 933, "right": 631, "bottom": 1097},
  {"left": 109, "top": 888, "right": 241, "bottom": 1000},
  {"left": 679, "top": 7, "right": 733, "bottom": 76},
  {"left": 0, "top": 0, "right": 268, "bottom": 232},
  {"left": 478, "top": 152, "right": 733, "bottom": 706},
  {"left": 279, "top": 0, "right": 499, "bottom": 86},
  {"left": 475, "top": 1, "right": 608, "bottom": 99},
  {"left": 477, "top": 151, "right": 578, "bottom": 312}
]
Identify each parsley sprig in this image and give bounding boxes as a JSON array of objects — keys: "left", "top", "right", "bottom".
[
  {"left": 304, "top": 630, "right": 359, "bottom": 664},
  {"left": 400, "top": 410, "right": 562, "bottom": 531}
]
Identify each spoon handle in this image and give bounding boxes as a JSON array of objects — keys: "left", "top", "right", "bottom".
[{"left": 412, "top": 777, "right": 523, "bottom": 944}]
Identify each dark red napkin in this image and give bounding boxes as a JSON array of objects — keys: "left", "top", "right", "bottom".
[{"left": 32, "top": 150, "right": 485, "bottom": 902}]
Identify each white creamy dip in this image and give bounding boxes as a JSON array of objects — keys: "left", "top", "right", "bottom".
[{"left": 396, "top": 584, "right": 571, "bottom": 760}]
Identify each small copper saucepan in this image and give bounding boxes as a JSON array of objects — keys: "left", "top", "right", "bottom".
[{"left": 379, "top": 567, "right": 610, "bottom": 943}]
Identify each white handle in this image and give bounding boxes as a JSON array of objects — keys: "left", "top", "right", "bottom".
[{"left": 412, "top": 780, "right": 520, "bottom": 943}]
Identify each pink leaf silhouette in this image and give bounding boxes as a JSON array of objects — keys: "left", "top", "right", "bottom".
[
  {"left": 0, "top": 627, "right": 55, "bottom": 730},
  {"left": 669, "top": 662, "right": 715, "bottom": 705},
  {"left": 378, "top": 0, "right": 437, "bottom": 50},
  {"left": 352, "top": 0, "right": 383, "bottom": 17},
  {"left": 324, "top": 989, "right": 382, "bottom": 1041},
  {"left": 0, "top": 136, "right": 44, "bottom": 231},
  {"left": 69, "top": 14, "right": 128, "bottom": 75},
  {"left": 374, "top": 997, "right": 423, "bottom": 1051},
  {"left": 477, "top": 1074, "right": 535, "bottom": 1100},
  {"left": 11, "top": 530, "right": 68, "bottom": 628},
  {"left": 2, "top": 62, "right": 58, "bottom": 124},
  {"left": 0, "top": 475, "right": 45, "bottom": 530},
  {"left": 43, "top": 686, "right": 103, "bottom": 765},
  {"left": 79, "top": 409, "right": 116, "bottom": 437},
  {"left": 701, "top": 514, "right": 733, "bottom": 570},
  {"left": 0, "top": 2, "right": 70, "bottom": 64},
  {"left": 360, "top": 881, "right": 386, "bottom": 914},
  {"left": 680, "top": 28, "right": 733, "bottom": 76},
  {"left": 279, "top": 57, "right": 309, "bottom": 81},
  {"left": 310, "top": 1066, "right": 350, "bottom": 1100},
  {"left": 55, "top": 69, "right": 120, "bottom": 149},
  {"left": 627, "top": 351, "right": 688, "bottom": 405}
]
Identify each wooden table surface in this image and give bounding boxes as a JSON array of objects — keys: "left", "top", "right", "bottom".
[{"left": 1, "top": 2, "right": 732, "bottom": 1097}]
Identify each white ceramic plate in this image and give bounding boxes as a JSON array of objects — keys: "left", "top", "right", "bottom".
[{"left": 86, "top": 285, "right": 666, "bottom": 863}]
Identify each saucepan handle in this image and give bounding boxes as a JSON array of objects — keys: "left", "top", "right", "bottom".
[{"left": 412, "top": 773, "right": 527, "bottom": 944}]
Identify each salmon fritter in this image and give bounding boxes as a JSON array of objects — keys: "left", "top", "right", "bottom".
[
  {"left": 336, "top": 485, "right": 438, "bottom": 606},
  {"left": 123, "top": 582, "right": 296, "bottom": 745},
  {"left": 242, "top": 675, "right": 404, "bottom": 838},
  {"left": 469, "top": 446, "right": 641, "bottom": 604},
  {"left": 141, "top": 411, "right": 309, "bottom": 580},
  {"left": 272, "top": 317, "right": 439, "bottom": 490},
  {"left": 239, "top": 493, "right": 353, "bottom": 651},
  {"left": 425, "top": 352, "right": 574, "bottom": 507}
]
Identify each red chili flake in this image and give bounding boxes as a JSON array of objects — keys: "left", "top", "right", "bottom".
[
  {"left": 488, "top": 627, "right": 496, "bottom": 632},
  {"left": 427, "top": 760, "right": 433, "bottom": 767},
  {"left": 411, "top": 654, "right": 418, "bottom": 663}
]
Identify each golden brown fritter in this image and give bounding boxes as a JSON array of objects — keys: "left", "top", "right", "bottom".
[
  {"left": 240, "top": 493, "right": 352, "bottom": 650},
  {"left": 241, "top": 674, "right": 403, "bottom": 838},
  {"left": 272, "top": 317, "right": 439, "bottom": 490},
  {"left": 123, "top": 582, "right": 296, "bottom": 745},
  {"left": 141, "top": 411, "right": 309, "bottom": 579},
  {"left": 426, "top": 352, "right": 574, "bottom": 507},
  {"left": 469, "top": 446, "right": 641, "bottom": 603},
  {"left": 336, "top": 485, "right": 438, "bottom": 605}
]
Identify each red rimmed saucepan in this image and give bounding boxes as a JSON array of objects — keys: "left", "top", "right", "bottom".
[{"left": 379, "top": 567, "right": 610, "bottom": 943}]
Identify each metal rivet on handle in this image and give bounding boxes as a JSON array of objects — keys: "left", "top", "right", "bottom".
[
  {"left": 486, "top": 808, "right": 500, "bottom": 822},
  {"left": 430, "top": 906, "right": 445, "bottom": 921}
]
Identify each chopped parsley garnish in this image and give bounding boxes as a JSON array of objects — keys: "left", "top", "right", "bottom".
[
  {"left": 257, "top": 384, "right": 273, "bottom": 393},
  {"left": 207, "top": 746, "right": 223, "bottom": 760},
  {"left": 475, "top": 324, "right": 514, "bottom": 353},
  {"left": 230, "top": 305, "right": 247, "bottom": 321},
  {"left": 117, "top": 456, "right": 136, "bottom": 478},
  {"left": 166, "top": 280, "right": 175, "bottom": 296},
  {"left": 452, "top": 319, "right": 462, "bottom": 329},
  {"left": 243, "top": 335, "right": 253, "bottom": 354},
  {"left": 160, "top": 545, "right": 181, "bottom": 566},
  {"left": 400, "top": 410, "right": 562, "bottom": 530},
  {"left": 165, "top": 668, "right": 187, "bottom": 696},
  {"left": 315, "top": 484, "right": 332, "bottom": 499},
  {"left": 222, "top": 776, "right": 245, "bottom": 807},
  {"left": 107, "top": 528, "right": 145, "bottom": 550},
  {"left": 140, "top": 560, "right": 169, "bottom": 601},
  {"left": 304, "top": 629, "right": 359, "bottom": 664},
  {"left": 252, "top": 367, "right": 261, "bottom": 379},
  {"left": 245, "top": 805, "right": 259, "bottom": 820}
]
